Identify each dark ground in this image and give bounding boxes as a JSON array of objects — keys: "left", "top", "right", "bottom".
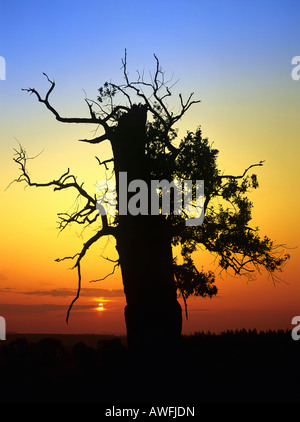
[{"left": 0, "top": 330, "right": 299, "bottom": 403}]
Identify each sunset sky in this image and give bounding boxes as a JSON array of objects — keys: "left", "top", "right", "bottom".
[{"left": 0, "top": 0, "right": 299, "bottom": 335}]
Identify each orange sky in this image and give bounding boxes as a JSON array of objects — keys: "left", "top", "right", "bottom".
[{"left": 0, "top": 1, "right": 300, "bottom": 335}]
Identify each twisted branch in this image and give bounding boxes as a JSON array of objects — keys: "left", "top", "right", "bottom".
[
  {"left": 219, "top": 161, "right": 265, "bottom": 179},
  {"left": 9, "top": 145, "right": 117, "bottom": 322}
]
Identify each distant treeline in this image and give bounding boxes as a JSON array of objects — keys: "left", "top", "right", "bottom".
[{"left": 0, "top": 329, "right": 299, "bottom": 403}]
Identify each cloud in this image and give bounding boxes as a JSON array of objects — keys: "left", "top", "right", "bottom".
[
  {"left": 0, "top": 303, "right": 94, "bottom": 314},
  {"left": 188, "top": 308, "right": 211, "bottom": 313},
  {"left": 0, "top": 287, "right": 124, "bottom": 298}
]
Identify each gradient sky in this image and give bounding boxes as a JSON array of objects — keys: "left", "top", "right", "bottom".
[{"left": 0, "top": 0, "right": 299, "bottom": 335}]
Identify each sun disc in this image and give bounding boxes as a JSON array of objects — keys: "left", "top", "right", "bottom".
[{"left": 97, "top": 302, "right": 104, "bottom": 311}]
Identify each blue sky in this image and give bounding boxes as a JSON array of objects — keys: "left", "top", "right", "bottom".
[
  {"left": 1, "top": 0, "right": 300, "bottom": 89},
  {"left": 1, "top": 0, "right": 299, "bottom": 149}
]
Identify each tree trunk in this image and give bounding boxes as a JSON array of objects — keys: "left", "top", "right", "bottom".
[
  {"left": 111, "top": 105, "right": 182, "bottom": 362},
  {"left": 118, "top": 215, "right": 182, "bottom": 354}
]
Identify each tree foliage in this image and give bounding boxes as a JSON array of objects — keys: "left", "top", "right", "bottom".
[{"left": 143, "top": 118, "right": 289, "bottom": 315}]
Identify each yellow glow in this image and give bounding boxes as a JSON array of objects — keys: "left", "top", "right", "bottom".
[
  {"left": 97, "top": 302, "right": 104, "bottom": 311},
  {"left": 95, "top": 298, "right": 110, "bottom": 312}
]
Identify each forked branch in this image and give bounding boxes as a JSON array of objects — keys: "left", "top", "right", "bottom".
[
  {"left": 22, "top": 73, "right": 112, "bottom": 143},
  {"left": 116, "top": 50, "right": 201, "bottom": 155},
  {"left": 10, "top": 145, "right": 117, "bottom": 322},
  {"left": 55, "top": 228, "right": 113, "bottom": 323},
  {"left": 22, "top": 73, "right": 102, "bottom": 124},
  {"left": 219, "top": 161, "right": 265, "bottom": 179}
]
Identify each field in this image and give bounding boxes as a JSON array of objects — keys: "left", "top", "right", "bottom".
[{"left": 0, "top": 330, "right": 299, "bottom": 403}]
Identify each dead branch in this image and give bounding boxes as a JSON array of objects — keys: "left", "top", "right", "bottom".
[
  {"left": 10, "top": 145, "right": 102, "bottom": 232},
  {"left": 95, "top": 155, "right": 114, "bottom": 170},
  {"left": 10, "top": 144, "right": 116, "bottom": 234},
  {"left": 10, "top": 145, "right": 118, "bottom": 322},
  {"left": 115, "top": 49, "right": 200, "bottom": 155},
  {"left": 78, "top": 133, "right": 110, "bottom": 144},
  {"left": 89, "top": 259, "right": 120, "bottom": 283},
  {"left": 22, "top": 73, "right": 113, "bottom": 144},
  {"left": 22, "top": 54, "right": 200, "bottom": 154},
  {"left": 56, "top": 228, "right": 113, "bottom": 323},
  {"left": 219, "top": 161, "right": 265, "bottom": 179},
  {"left": 22, "top": 73, "right": 103, "bottom": 124}
]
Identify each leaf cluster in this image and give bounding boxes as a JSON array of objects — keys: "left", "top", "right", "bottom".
[{"left": 97, "top": 82, "right": 117, "bottom": 103}]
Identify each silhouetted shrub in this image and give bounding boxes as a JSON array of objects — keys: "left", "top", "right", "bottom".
[{"left": 30, "top": 338, "right": 66, "bottom": 368}]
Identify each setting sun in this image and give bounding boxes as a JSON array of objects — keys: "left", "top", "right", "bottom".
[
  {"left": 97, "top": 303, "right": 104, "bottom": 311},
  {"left": 95, "top": 298, "right": 109, "bottom": 312}
]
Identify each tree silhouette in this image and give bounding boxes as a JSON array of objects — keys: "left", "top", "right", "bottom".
[{"left": 13, "top": 51, "right": 289, "bottom": 357}]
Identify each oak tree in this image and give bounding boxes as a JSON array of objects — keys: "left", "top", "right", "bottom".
[{"left": 13, "top": 52, "right": 289, "bottom": 357}]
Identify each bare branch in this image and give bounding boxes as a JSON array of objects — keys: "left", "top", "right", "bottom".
[
  {"left": 66, "top": 264, "right": 82, "bottom": 324},
  {"left": 219, "top": 161, "right": 265, "bottom": 179},
  {"left": 9, "top": 144, "right": 119, "bottom": 323},
  {"left": 102, "top": 256, "right": 119, "bottom": 263},
  {"left": 110, "top": 82, "right": 133, "bottom": 108},
  {"left": 61, "top": 227, "right": 114, "bottom": 323},
  {"left": 57, "top": 204, "right": 99, "bottom": 232},
  {"left": 117, "top": 50, "right": 201, "bottom": 156},
  {"left": 22, "top": 73, "right": 110, "bottom": 130},
  {"left": 79, "top": 133, "right": 109, "bottom": 144},
  {"left": 89, "top": 259, "right": 120, "bottom": 283},
  {"left": 55, "top": 253, "right": 81, "bottom": 263},
  {"left": 95, "top": 156, "right": 114, "bottom": 170},
  {"left": 84, "top": 98, "right": 97, "bottom": 120}
]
